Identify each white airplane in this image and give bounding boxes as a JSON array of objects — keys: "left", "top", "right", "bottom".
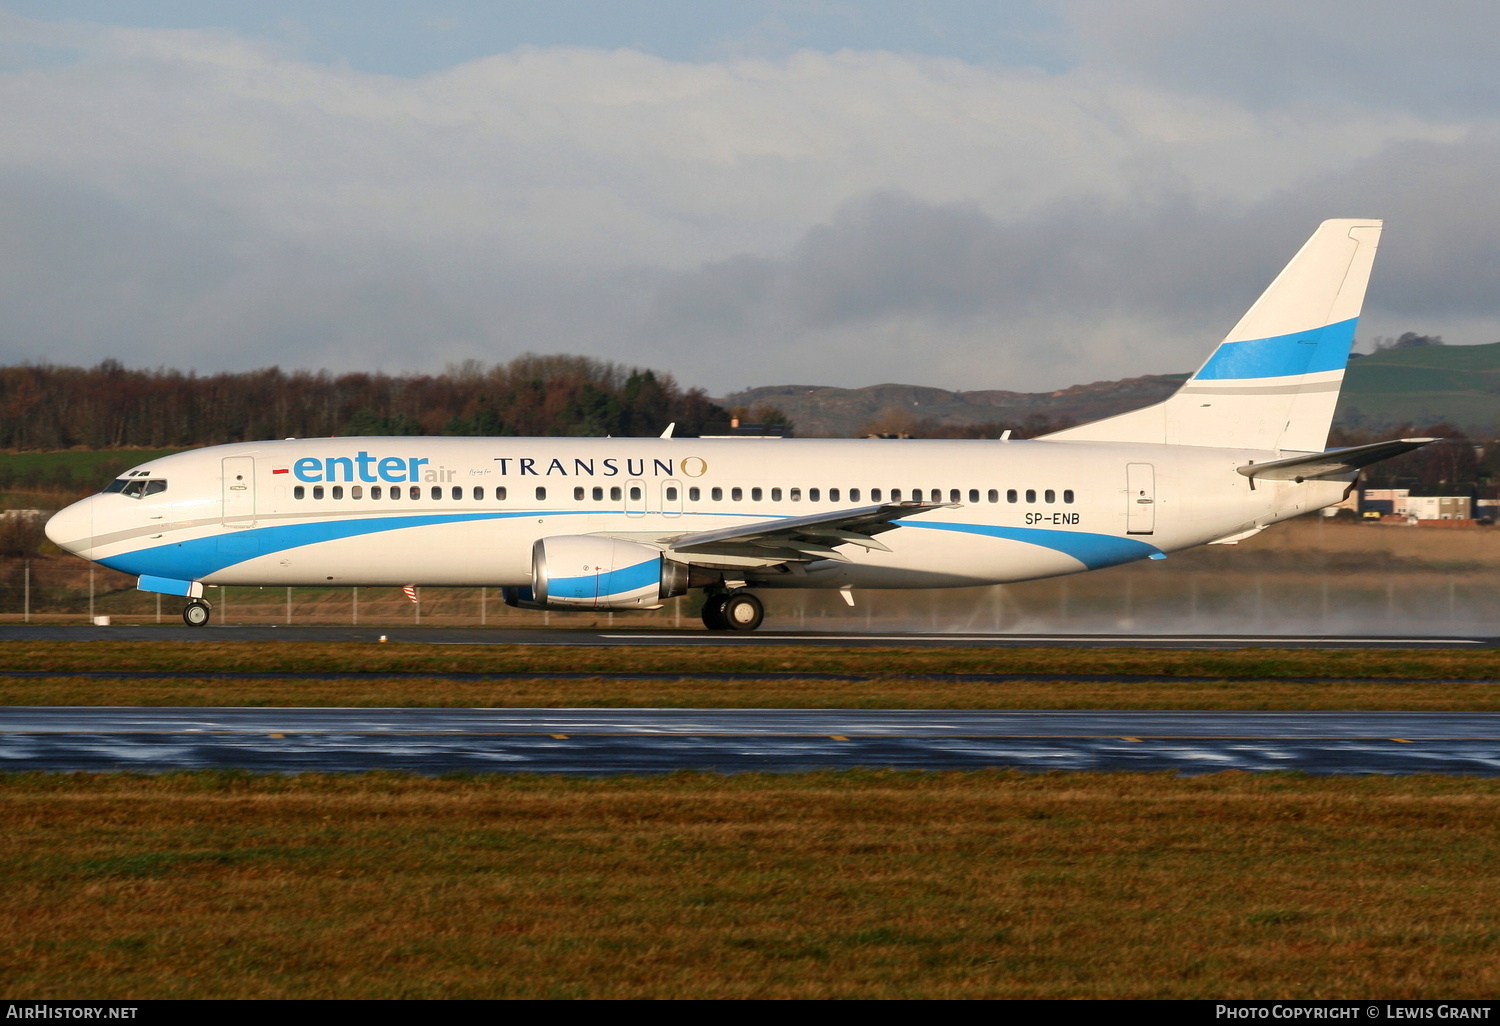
[{"left": 46, "top": 219, "right": 1432, "bottom": 630}]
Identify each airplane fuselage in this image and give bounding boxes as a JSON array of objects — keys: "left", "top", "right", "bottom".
[{"left": 46, "top": 435, "right": 1346, "bottom": 594}]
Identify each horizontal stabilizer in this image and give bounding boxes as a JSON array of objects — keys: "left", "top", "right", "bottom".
[{"left": 1236, "top": 438, "right": 1437, "bottom": 482}]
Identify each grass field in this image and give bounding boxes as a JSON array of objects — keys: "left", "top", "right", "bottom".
[
  {"left": 4, "top": 641, "right": 1500, "bottom": 709},
  {"left": 2, "top": 771, "right": 1497, "bottom": 999},
  {"left": 6, "top": 640, "right": 1498, "bottom": 997}
]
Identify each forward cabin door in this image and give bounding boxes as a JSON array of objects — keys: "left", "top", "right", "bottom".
[
  {"left": 222, "top": 456, "right": 257, "bottom": 528},
  {"left": 1126, "top": 462, "right": 1155, "bottom": 535}
]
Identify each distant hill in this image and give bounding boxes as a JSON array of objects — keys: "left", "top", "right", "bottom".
[
  {"left": 1338, "top": 342, "right": 1500, "bottom": 436},
  {"left": 719, "top": 374, "right": 1188, "bottom": 438},
  {"left": 722, "top": 343, "right": 1500, "bottom": 438}
]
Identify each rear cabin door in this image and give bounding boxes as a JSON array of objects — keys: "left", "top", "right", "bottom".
[
  {"left": 1126, "top": 462, "right": 1155, "bottom": 535},
  {"left": 222, "top": 456, "right": 257, "bottom": 528}
]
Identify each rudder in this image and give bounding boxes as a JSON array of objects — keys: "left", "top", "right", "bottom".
[{"left": 1045, "top": 219, "right": 1382, "bottom": 453}]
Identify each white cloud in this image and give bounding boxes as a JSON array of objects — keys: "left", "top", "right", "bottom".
[{"left": 0, "top": 7, "right": 1498, "bottom": 392}]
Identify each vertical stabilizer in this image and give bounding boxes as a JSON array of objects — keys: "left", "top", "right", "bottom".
[{"left": 1045, "top": 219, "right": 1382, "bottom": 452}]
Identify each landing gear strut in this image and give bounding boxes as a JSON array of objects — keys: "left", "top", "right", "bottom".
[
  {"left": 182, "top": 599, "right": 212, "bottom": 627},
  {"left": 701, "top": 590, "right": 763, "bottom": 632}
]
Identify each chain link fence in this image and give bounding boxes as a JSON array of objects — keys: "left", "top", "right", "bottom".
[{"left": 3, "top": 548, "right": 1496, "bottom": 634}]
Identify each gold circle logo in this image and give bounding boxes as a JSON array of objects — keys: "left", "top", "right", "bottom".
[{"left": 681, "top": 457, "right": 708, "bottom": 478}]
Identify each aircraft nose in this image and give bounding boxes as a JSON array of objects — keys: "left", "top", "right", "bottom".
[{"left": 44, "top": 497, "right": 93, "bottom": 557}]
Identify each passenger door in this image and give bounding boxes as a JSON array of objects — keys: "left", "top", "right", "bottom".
[{"left": 221, "top": 456, "right": 257, "bottom": 528}]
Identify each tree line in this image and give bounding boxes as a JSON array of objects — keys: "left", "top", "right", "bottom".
[{"left": 0, "top": 356, "right": 726, "bottom": 450}]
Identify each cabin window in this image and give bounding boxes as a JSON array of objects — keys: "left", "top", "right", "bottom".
[
  {"left": 452, "top": 486, "right": 463, "bottom": 500},
  {"left": 432, "top": 486, "right": 443, "bottom": 501},
  {"left": 829, "top": 488, "right": 839, "bottom": 502},
  {"left": 1064, "top": 489, "right": 1075, "bottom": 504},
  {"left": 911, "top": 489, "right": 923, "bottom": 501},
  {"left": 849, "top": 488, "right": 859, "bottom": 502},
  {"left": 950, "top": 489, "right": 961, "bottom": 503},
  {"left": 751, "top": 487, "right": 763, "bottom": 501},
  {"left": 473, "top": 486, "right": 484, "bottom": 500},
  {"left": 294, "top": 485, "right": 305, "bottom": 500},
  {"left": 810, "top": 488, "right": 820, "bottom": 502},
  {"left": 891, "top": 489, "right": 902, "bottom": 501},
  {"left": 1044, "top": 489, "right": 1055, "bottom": 503},
  {"left": 968, "top": 489, "right": 979, "bottom": 503},
  {"left": 1026, "top": 489, "right": 1036, "bottom": 503},
  {"left": 332, "top": 486, "right": 344, "bottom": 500},
  {"left": 870, "top": 488, "right": 881, "bottom": 501},
  {"left": 496, "top": 487, "right": 506, "bottom": 500},
  {"left": 610, "top": 486, "right": 622, "bottom": 501},
  {"left": 144, "top": 480, "right": 166, "bottom": 496},
  {"left": 409, "top": 486, "right": 420, "bottom": 500},
  {"left": 666, "top": 486, "right": 679, "bottom": 501},
  {"left": 770, "top": 488, "right": 782, "bottom": 502},
  {"left": 731, "top": 487, "right": 743, "bottom": 501},
  {"left": 790, "top": 487, "right": 802, "bottom": 501},
  {"left": 593, "top": 486, "right": 603, "bottom": 501},
  {"left": 313, "top": 485, "right": 325, "bottom": 500},
  {"left": 370, "top": 485, "right": 381, "bottom": 499},
  {"left": 574, "top": 486, "right": 585, "bottom": 501},
  {"left": 536, "top": 487, "right": 547, "bottom": 501},
  {"left": 711, "top": 487, "right": 723, "bottom": 501},
  {"left": 988, "top": 489, "right": 999, "bottom": 503},
  {"left": 629, "top": 485, "right": 641, "bottom": 501},
  {"left": 1007, "top": 489, "right": 1018, "bottom": 503},
  {"left": 351, "top": 486, "right": 363, "bottom": 500},
  {"left": 688, "top": 486, "right": 700, "bottom": 501}
]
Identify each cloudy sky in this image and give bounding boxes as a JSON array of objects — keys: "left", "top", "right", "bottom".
[{"left": 2, "top": 1, "right": 1498, "bottom": 394}]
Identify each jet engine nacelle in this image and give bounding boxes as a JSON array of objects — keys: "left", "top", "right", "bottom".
[{"left": 504, "top": 535, "right": 689, "bottom": 610}]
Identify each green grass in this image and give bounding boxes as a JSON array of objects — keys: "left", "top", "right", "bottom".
[
  {"left": 4, "top": 642, "right": 1500, "bottom": 708},
  {"left": 6, "top": 640, "right": 1500, "bottom": 679},
  {"left": 5, "top": 672, "right": 1500, "bottom": 710},
  {"left": 2, "top": 771, "right": 1497, "bottom": 998},
  {"left": 0, "top": 448, "right": 186, "bottom": 491}
]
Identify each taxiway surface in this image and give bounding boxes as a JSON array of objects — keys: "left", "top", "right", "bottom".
[{"left": 4, "top": 708, "right": 1497, "bottom": 776}]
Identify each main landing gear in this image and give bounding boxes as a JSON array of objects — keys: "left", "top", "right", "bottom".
[
  {"left": 182, "top": 599, "right": 212, "bottom": 627},
  {"left": 701, "top": 590, "right": 763, "bottom": 632}
]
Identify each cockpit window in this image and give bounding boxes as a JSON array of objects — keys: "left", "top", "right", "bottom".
[{"left": 103, "top": 478, "right": 167, "bottom": 499}]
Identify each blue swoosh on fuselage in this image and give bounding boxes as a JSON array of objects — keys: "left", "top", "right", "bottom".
[
  {"left": 96, "top": 511, "right": 552, "bottom": 580},
  {"left": 97, "top": 510, "right": 1162, "bottom": 581},
  {"left": 907, "top": 522, "right": 1161, "bottom": 570}
]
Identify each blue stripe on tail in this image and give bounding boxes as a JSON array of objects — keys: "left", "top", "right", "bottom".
[{"left": 1193, "top": 317, "right": 1356, "bottom": 381}]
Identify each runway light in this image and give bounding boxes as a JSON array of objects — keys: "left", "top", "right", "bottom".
[{"left": 378, "top": 635, "right": 387, "bottom": 643}]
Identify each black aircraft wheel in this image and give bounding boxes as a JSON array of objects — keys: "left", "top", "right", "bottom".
[
  {"left": 701, "top": 593, "right": 730, "bottom": 631},
  {"left": 182, "top": 599, "right": 212, "bottom": 627},
  {"left": 722, "top": 591, "right": 764, "bottom": 632}
]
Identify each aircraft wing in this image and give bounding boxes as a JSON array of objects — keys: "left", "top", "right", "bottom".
[
  {"left": 596, "top": 501, "right": 955, "bottom": 567},
  {"left": 1236, "top": 438, "right": 1438, "bottom": 482}
]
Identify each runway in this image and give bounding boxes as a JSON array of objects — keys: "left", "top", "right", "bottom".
[
  {"left": 0, "top": 624, "right": 1491, "bottom": 648},
  {"left": 4, "top": 707, "right": 1498, "bottom": 776}
]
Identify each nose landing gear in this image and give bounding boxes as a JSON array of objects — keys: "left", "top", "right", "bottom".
[{"left": 182, "top": 599, "right": 212, "bottom": 627}]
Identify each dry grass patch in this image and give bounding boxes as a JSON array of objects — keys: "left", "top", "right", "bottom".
[
  {"left": 4, "top": 674, "right": 1500, "bottom": 710},
  {"left": 5, "top": 641, "right": 1500, "bottom": 680},
  {"left": 1, "top": 771, "right": 1498, "bottom": 999}
]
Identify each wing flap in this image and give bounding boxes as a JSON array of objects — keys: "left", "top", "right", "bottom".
[{"left": 589, "top": 501, "right": 953, "bottom": 568}]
